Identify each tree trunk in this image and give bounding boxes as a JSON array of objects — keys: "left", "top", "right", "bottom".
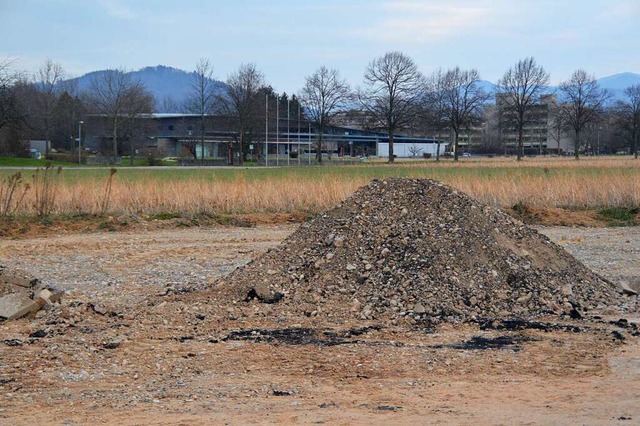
[
  {"left": 112, "top": 119, "right": 118, "bottom": 160},
  {"left": 200, "top": 116, "right": 205, "bottom": 166},
  {"left": 239, "top": 130, "right": 244, "bottom": 166},
  {"left": 388, "top": 131, "right": 394, "bottom": 163},
  {"left": 436, "top": 140, "right": 441, "bottom": 162},
  {"left": 45, "top": 121, "right": 50, "bottom": 158},
  {"left": 517, "top": 127, "right": 523, "bottom": 161},
  {"left": 316, "top": 132, "right": 323, "bottom": 163},
  {"left": 574, "top": 130, "right": 580, "bottom": 160},
  {"left": 453, "top": 130, "right": 459, "bottom": 162},
  {"left": 129, "top": 117, "right": 135, "bottom": 166}
]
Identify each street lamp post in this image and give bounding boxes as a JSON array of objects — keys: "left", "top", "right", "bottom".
[
  {"left": 597, "top": 127, "right": 602, "bottom": 156},
  {"left": 78, "top": 121, "right": 84, "bottom": 164}
]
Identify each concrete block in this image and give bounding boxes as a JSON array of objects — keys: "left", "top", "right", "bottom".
[
  {"left": 35, "top": 289, "right": 53, "bottom": 306},
  {"left": 0, "top": 269, "right": 38, "bottom": 289},
  {"left": 0, "top": 293, "right": 40, "bottom": 320}
]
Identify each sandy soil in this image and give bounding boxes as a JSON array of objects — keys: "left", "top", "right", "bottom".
[{"left": 1, "top": 225, "right": 639, "bottom": 425}]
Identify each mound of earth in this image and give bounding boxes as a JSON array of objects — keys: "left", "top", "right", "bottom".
[{"left": 215, "top": 178, "right": 624, "bottom": 324}]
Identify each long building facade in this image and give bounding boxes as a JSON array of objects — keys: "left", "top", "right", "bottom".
[{"left": 84, "top": 113, "right": 445, "bottom": 164}]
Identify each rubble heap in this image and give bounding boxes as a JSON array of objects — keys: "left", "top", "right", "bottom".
[
  {"left": 216, "top": 178, "right": 623, "bottom": 323},
  {"left": 0, "top": 266, "right": 62, "bottom": 321}
]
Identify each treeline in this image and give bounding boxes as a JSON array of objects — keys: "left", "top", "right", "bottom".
[{"left": 0, "top": 53, "right": 638, "bottom": 163}]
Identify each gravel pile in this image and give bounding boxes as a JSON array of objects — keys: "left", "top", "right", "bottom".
[{"left": 217, "top": 178, "right": 623, "bottom": 324}]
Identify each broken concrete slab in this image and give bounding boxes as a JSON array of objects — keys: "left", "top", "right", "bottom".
[
  {"left": 0, "top": 266, "right": 39, "bottom": 289},
  {"left": 619, "top": 281, "right": 638, "bottom": 296},
  {"left": 0, "top": 293, "right": 40, "bottom": 320}
]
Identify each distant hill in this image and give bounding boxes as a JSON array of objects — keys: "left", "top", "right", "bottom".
[
  {"left": 70, "top": 65, "right": 226, "bottom": 112},
  {"left": 596, "top": 72, "right": 640, "bottom": 100},
  {"left": 481, "top": 72, "right": 640, "bottom": 103},
  {"left": 69, "top": 66, "right": 639, "bottom": 110}
]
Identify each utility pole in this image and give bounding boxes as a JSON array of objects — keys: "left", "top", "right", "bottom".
[
  {"left": 78, "top": 120, "right": 84, "bottom": 164},
  {"left": 276, "top": 96, "right": 279, "bottom": 166},
  {"left": 265, "top": 94, "right": 268, "bottom": 166},
  {"left": 298, "top": 102, "right": 301, "bottom": 166},
  {"left": 287, "top": 98, "right": 290, "bottom": 167}
]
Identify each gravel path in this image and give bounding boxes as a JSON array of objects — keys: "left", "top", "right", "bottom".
[
  {"left": 0, "top": 225, "right": 296, "bottom": 303},
  {"left": 1, "top": 225, "right": 639, "bottom": 425},
  {"left": 537, "top": 226, "right": 640, "bottom": 291},
  {"left": 1, "top": 225, "right": 637, "bottom": 297}
]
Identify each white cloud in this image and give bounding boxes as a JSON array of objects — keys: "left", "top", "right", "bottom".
[
  {"left": 98, "top": 0, "right": 137, "bottom": 20},
  {"left": 603, "top": 0, "right": 640, "bottom": 19},
  {"left": 549, "top": 30, "right": 581, "bottom": 42},
  {"left": 353, "top": 0, "right": 496, "bottom": 43}
]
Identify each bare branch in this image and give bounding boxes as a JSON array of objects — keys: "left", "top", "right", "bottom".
[
  {"left": 497, "top": 57, "right": 550, "bottom": 160},
  {"left": 358, "top": 51, "right": 425, "bottom": 162},
  {"left": 559, "top": 69, "right": 610, "bottom": 159},
  {"left": 433, "top": 67, "right": 490, "bottom": 161},
  {"left": 221, "top": 63, "right": 266, "bottom": 165},
  {"left": 299, "top": 66, "right": 351, "bottom": 163},
  {"left": 86, "top": 68, "right": 154, "bottom": 158}
]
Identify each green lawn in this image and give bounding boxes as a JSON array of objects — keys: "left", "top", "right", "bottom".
[
  {"left": 0, "top": 156, "right": 638, "bottom": 185},
  {"left": 0, "top": 157, "right": 78, "bottom": 167}
]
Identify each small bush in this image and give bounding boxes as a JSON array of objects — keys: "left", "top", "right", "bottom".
[
  {"left": 511, "top": 201, "right": 540, "bottom": 224},
  {"left": 47, "top": 153, "right": 75, "bottom": 163},
  {"left": 148, "top": 212, "right": 181, "bottom": 220},
  {"left": 0, "top": 172, "right": 30, "bottom": 220},
  {"left": 32, "top": 163, "right": 62, "bottom": 218},
  {"left": 597, "top": 207, "right": 639, "bottom": 226}
]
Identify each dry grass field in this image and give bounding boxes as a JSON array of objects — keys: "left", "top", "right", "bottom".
[{"left": 0, "top": 156, "right": 638, "bottom": 222}]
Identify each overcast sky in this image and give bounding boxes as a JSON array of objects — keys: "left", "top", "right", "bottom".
[{"left": 1, "top": 0, "right": 638, "bottom": 93}]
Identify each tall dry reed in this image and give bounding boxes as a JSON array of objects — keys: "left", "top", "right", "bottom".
[{"left": 7, "top": 157, "right": 640, "bottom": 217}]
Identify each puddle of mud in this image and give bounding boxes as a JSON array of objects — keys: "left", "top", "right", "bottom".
[
  {"left": 218, "top": 326, "right": 383, "bottom": 346},
  {"left": 436, "top": 335, "right": 539, "bottom": 351}
]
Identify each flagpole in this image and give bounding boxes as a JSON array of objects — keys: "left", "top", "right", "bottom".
[{"left": 265, "top": 93, "right": 268, "bottom": 166}]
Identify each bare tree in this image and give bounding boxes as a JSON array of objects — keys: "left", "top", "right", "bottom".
[
  {"left": 547, "top": 102, "right": 566, "bottom": 155},
  {"left": 358, "top": 51, "right": 424, "bottom": 163},
  {"left": 35, "top": 59, "right": 65, "bottom": 156},
  {"left": 437, "top": 67, "right": 489, "bottom": 161},
  {"left": 53, "top": 78, "right": 85, "bottom": 153},
  {"left": 52, "top": 78, "right": 84, "bottom": 153},
  {"left": 616, "top": 84, "right": 640, "bottom": 159},
  {"left": 123, "top": 85, "right": 154, "bottom": 165},
  {"left": 299, "top": 66, "right": 351, "bottom": 163},
  {"left": 408, "top": 143, "right": 423, "bottom": 157},
  {"left": 0, "top": 59, "right": 24, "bottom": 131},
  {"left": 220, "top": 63, "right": 265, "bottom": 166},
  {"left": 86, "top": 69, "right": 154, "bottom": 159},
  {"left": 497, "top": 58, "right": 550, "bottom": 161},
  {"left": 424, "top": 69, "right": 452, "bottom": 161},
  {"left": 559, "top": 70, "right": 609, "bottom": 160},
  {"left": 184, "top": 59, "right": 217, "bottom": 163},
  {"left": 160, "top": 96, "right": 180, "bottom": 114}
]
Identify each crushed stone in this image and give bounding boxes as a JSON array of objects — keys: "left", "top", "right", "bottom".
[{"left": 215, "top": 178, "right": 625, "bottom": 324}]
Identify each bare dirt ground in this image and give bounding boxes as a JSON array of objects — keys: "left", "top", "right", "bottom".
[{"left": 1, "top": 224, "right": 639, "bottom": 425}]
